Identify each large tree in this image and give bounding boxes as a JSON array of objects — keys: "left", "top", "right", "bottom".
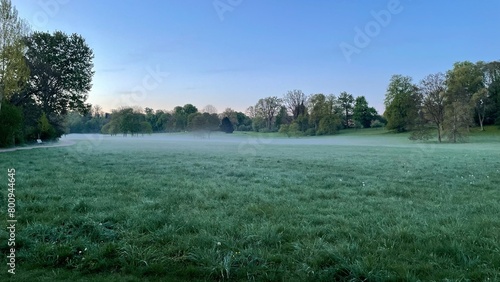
[
  {"left": 0, "top": 0, "right": 29, "bottom": 114},
  {"left": 444, "top": 61, "right": 484, "bottom": 139},
  {"left": 419, "top": 73, "right": 446, "bottom": 142},
  {"left": 188, "top": 112, "right": 220, "bottom": 133},
  {"left": 353, "top": 96, "right": 377, "bottom": 128},
  {"left": 338, "top": 92, "right": 354, "bottom": 128},
  {"left": 283, "top": 89, "right": 307, "bottom": 119},
  {"left": 172, "top": 104, "right": 198, "bottom": 131},
  {"left": 14, "top": 31, "right": 94, "bottom": 138},
  {"left": 254, "top": 96, "right": 282, "bottom": 131},
  {"left": 308, "top": 93, "right": 328, "bottom": 131},
  {"left": 482, "top": 61, "right": 500, "bottom": 125},
  {"left": 384, "top": 75, "right": 420, "bottom": 132},
  {"left": 308, "top": 93, "right": 341, "bottom": 134},
  {"left": 22, "top": 31, "right": 94, "bottom": 116}
]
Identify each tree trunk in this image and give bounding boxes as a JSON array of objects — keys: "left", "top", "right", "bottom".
[
  {"left": 345, "top": 108, "right": 349, "bottom": 128},
  {"left": 0, "top": 92, "right": 3, "bottom": 115},
  {"left": 437, "top": 123, "right": 442, "bottom": 143},
  {"left": 478, "top": 112, "right": 484, "bottom": 131}
]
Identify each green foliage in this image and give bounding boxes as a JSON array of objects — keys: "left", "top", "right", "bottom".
[
  {"left": 0, "top": 0, "right": 30, "bottom": 114},
  {"left": 274, "top": 106, "right": 289, "bottom": 129},
  {"left": 140, "top": 122, "right": 152, "bottom": 135},
  {"left": 443, "top": 61, "right": 485, "bottom": 142},
  {"left": 338, "top": 92, "right": 354, "bottom": 128},
  {"left": 443, "top": 100, "right": 470, "bottom": 142},
  {"left": 353, "top": 96, "right": 377, "bottom": 128},
  {"left": 188, "top": 112, "right": 220, "bottom": 132},
  {"left": 23, "top": 31, "right": 94, "bottom": 117},
  {"left": 254, "top": 96, "right": 282, "bottom": 131},
  {"left": 308, "top": 93, "right": 340, "bottom": 134},
  {"left": 0, "top": 102, "right": 23, "bottom": 146},
  {"left": 278, "top": 124, "right": 289, "bottom": 136},
  {"left": 279, "top": 123, "right": 304, "bottom": 137},
  {"left": 63, "top": 109, "right": 107, "bottom": 134},
  {"left": 220, "top": 117, "right": 234, "bottom": 133},
  {"left": 220, "top": 108, "right": 252, "bottom": 132},
  {"left": 38, "top": 112, "right": 57, "bottom": 140},
  {"left": 101, "top": 108, "right": 150, "bottom": 136},
  {"left": 384, "top": 75, "right": 421, "bottom": 132},
  {"left": 251, "top": 116, "right": 266, "bottom": 132},
  {"left": 317, "top": 115, "right": 342, "bottom": 135}
]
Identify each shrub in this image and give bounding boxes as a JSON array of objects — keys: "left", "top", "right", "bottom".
[
  {"left": 38, "top": 112, "right": 57, "bottom": 140},
  {"left": 220, "top": 117, "right": 234, "bottom": 133},
  {"left": 0, "top": 103, "right": 24, "bottom": 147},
  {"left": 278, "top": 124, "right": 290, "bottom": 137},
  {"left": 305, "top": 128, "right": 316, "bottom": 136}
]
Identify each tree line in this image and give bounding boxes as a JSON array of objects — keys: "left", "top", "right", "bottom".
[
  {"left": 384, "top": 61, "right": 500, "bottom": 142},
  {"left": 65, "top": 105, "right": 253, "bottom": 136},
  {"left": 68, "top": 90, "right": 383, "bottom": 138}
]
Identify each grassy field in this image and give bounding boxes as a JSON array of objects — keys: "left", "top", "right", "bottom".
[{"left": 1, "top": 127, "right": 500, "bottom": 281}]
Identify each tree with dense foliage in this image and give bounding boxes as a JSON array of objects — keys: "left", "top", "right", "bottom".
[
  {"left": 171, "top": 104, "right": 198, "bottom": 131},
  {"left": 275, "top": 106, "right": 289, "bottom": 130},
  {"left": 0, "top": 0, "right": 29, "bottom": 115},
  {"left": 419, "top": 73, "right": 446, "bottom": 142},
  {"left": 307, "top": 93, "right": 342, "bottom": 135},
  {"left": 337, "top": 92, "right": 354, "bottom": 128},
  {"left": 444, "top": 61, "right": 484, "bottom": 141},
  {"left": 0, "top": 101, "right": 22, "bottom": 146},
  {"left": 353, "top": 96, "right": 377, "bottom": 128},
  {"left": 14, "top": 31, "right": 94, "bottom": 138},
  {"left": 63, "top": 105, "right": 108, "bottom": 134},
  {"left": 482, "top": 61, "right": 500, "bottom": 125},
  {"left": 254, "top": 96, "right": 282, "bottom": 131},
  {"left": 101, "top": 107, "right": 150, "bottom": 136},
  {"left": 38, "top": 112, "right": 56, "bottom": 140},
  {"left": 308, "top": 93, "right": 328, "bottom": 131},
  {"left": 384, "top": 75, "right": 420, "bottom": 132},
  {"left": 220, "top": 116, "right": 234, "bottom": 133},
  {"left": 220, "top": 108, "right": 251, "bottom": 131},
  {"left": 155, "top": 110, "right": 172, "bottom": 132},
  {"left": 187, "top": 112, "right": 220, "bottom": 138}
]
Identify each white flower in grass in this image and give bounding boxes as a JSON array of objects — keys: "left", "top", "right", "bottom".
[{"left": 217, "top": 242, "right": 221, "bottom": 246}]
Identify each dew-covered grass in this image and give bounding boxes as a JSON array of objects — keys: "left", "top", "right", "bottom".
[{"left": 1, "top": 128, "right": 499, "bottom": 281}]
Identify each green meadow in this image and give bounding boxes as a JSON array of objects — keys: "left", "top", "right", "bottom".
[{"left": 1, "top": 128, "right": 500, "bottom": 281}]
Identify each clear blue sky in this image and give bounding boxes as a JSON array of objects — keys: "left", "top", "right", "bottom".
[{"left": 14, "top": 0, "right": 500, "bottom": 114}]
